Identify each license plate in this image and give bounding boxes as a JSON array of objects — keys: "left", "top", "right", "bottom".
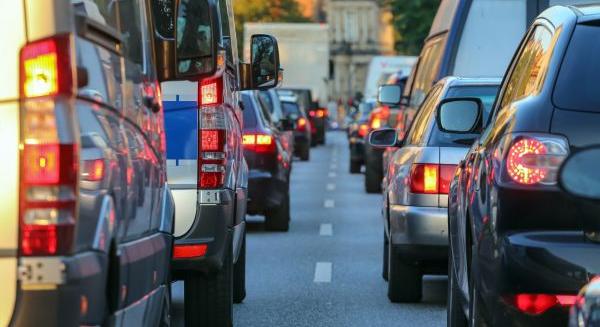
[{"left": 200, "top": 190, "right": 220, "bottom": 204}]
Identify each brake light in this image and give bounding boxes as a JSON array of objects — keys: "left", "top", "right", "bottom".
[
  {"left": 371, "top": 116, "right": 382, "bottom": 129},
  {"left": 19, "top": 35, "right": 78, "bottom": 256},
  {"left": 504, "top": 294, "right": 577, "bottom": 315},
  {"left": 297, "top": 117, "right": 308, "bottom": 132},
  {"left": 499, "top": 135, "right": 569, "bottom": 186},
  {"left": 358, "top": 124, "right": 369, "bottom": 138},
  {"left": 20, "top": 35, "right": 73, "bottom": 98},
  {"left": 243, "top": 133, "right": 276, "bottom": 153},
  {"left": 199, "top": 77, "right": 223, "bottom": 107},
  {"left": 82, "top": 159, "right": 105, "bottom": 182},
  {"left": 173, "top": 244, "right": 207, "bottom": 259},
  {"left": 198, "top": 127, "right": 226, "bottom": 189},
  {"left": 409, "top": 164, "right": 457, "bottom": 195},
  {"left": 310, "top": 109, "right": 326, "bottom": 118}
]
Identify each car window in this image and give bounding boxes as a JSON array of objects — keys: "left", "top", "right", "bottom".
[
  {"left": 258, "top": 91, "right": 280, "bottom": 121},
  {"left": 282, "top": 102, "right": 302, "bottom": 120},
  {"left": 553, "top": 25, "right": 600, "bottom": 112},
  {"left": 428, "top": 85, "right": 499, "bottom": 147},
  {"left": 242, "top": 94, "right": 257, "bottom": 129},
  {"left": 72, "top": 0, "right": 118, "bottom": 29},
  {"left": 406, "top": 85, "right": 443, "bottom": 146},
  {"left": 409, "top": 34, "right": 447, "bottom": 108},
  {"left": 150, "top": 0, "right": 175, "bottom": 39},
  {"left": 120, "top": 0, "right": 145, "bottom": 69},
  {"left": 500, "top": 25, "right": 558, "bottom": 108}
]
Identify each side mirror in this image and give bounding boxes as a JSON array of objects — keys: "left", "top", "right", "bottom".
[
  {"left": 280, "top": 118, "right": 296, "bottom": 131},
  {"left": 436, "top": 98, "right": 483, "bottom": 133},
  {"left": 152, "top": 0, "right": 219, "bottom": 81},
  {"left": 378, "top": 85, "right": 402, "bottom": 106},
  {"left": 369, "top": 128, "right": 399, "bottom": 148},
  {"left": 245, "top": 34, "right": 280, "bottom": 90},
  {"left": 559, "top": 147, "right": 600, "bottom": 201}
]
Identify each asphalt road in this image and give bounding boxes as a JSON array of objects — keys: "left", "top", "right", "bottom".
[{"left": 172, "top": 131, "right": 447, "bottom": 326}]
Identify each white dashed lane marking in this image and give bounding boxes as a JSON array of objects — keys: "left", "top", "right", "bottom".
[
  {"left": 328, "top": 172, "right": 337, "bottom": 178},
  {"left": 319, "top": 223, "right": 333, "bottom": 236},
  {"left": 324, "top": 199, "right": 335, "bottom": 208},
  {"left": 314, "top": 262, "right": 332, "bottom": 283},
  {"left": 326, "top": 183, "right": 336, "bottom": 191}
]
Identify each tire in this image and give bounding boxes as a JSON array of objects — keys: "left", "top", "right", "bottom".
[
  {"left": 468, "top": 245, "right": 487, "bottom": 327},
  {"left": 350, "top": 160, "right": 361, "bottom": 174},
  {"left": 265, "top": 191, "right": 290, "bottom": 231},
  {"left": 233, "top": 232, "right": 246, "bottom": 304},
  {"left": 300, "top": 145, "right": 310, "bottom": 161},
  {"left": 365, "top": 162, "right": 382, "bottom": 193},
  {"left": 382, "top": 231, "right": 389, "bottom": 281},
  {"left": 387, "top": 241, "right": 422, "bottom": 303},
  {"left": 184, "top": 239, "right": 233, "bottom": 327},
  {"left": 448, "top": 257, "right": 468, "bottom": 327}
]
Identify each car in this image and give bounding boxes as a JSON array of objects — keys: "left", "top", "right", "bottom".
[
  {"left": 398, "top": 0, "right": 586, "bottom": 133},
  {"left": 242, "top": 91, "right": 294, "bottom": 231},
  {"left": 348, "top": 100, "right": 376, "bottom": 174},
  {"left": 445, "top": 5, "right": 600, "bottom": 326},
  {"left": 285, "top": 88, "right": 327, "bottom": 146},
  {"left": 257, "top": 89, "right": 296, "bottom": 164},
  {"left": 2, "top": 0, "right": 175, "bottom": 326},
  {"left": 278, "top": 92, "right": 312, "bottom": 161},
  {"left": 557, "top": 147, "right": 600, "bottom": 327},
  {"left": 160, "top": 0, "right": 281, "bottom": 325},
  {"left": 370, "top": 77, "right": 500, "bottom": 304}
]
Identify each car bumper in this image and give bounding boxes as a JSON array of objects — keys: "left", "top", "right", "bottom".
[
  {"left": 482, "top": 231, "right": 600, "bottom": 326},
  {"left": 171, "top": 188, "right": 244, "bottom": 279},
  {"left": 247, "top": 169, "right": 287, "bottom": 214},
  {"left": 389, "top": 204, "right": 448, "bottom": 247}
]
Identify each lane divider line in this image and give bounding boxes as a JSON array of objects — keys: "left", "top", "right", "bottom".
[
  {"left": 319, "top": 223, "right": 333, "bottom": 236},
  {"left": 328, "top": 172, "right": 337, "bottom": 178},
  {"left": 326, "top": 183, "right": 336, "bottom": 191},
  {"left": 324, "top": 199, "right": 335, "bottom": 208},
  {"left": 314, "top": 262, "right": 332, "bottom": 283}
]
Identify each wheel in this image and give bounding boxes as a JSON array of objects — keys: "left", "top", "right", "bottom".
[
  {"left": 184, "top": 239, "right": 233, "bottom": 327},
  {"left": 233, "top": 232, "right": 246, "bottom": 304},
  {"left": 350, "top": 160, "right": 361, "bottom": 174},
  {"left": 468, "top": 245, "right": 487, "bottom": 327},
  {"left": 300, "top": 145, "right": 310, "bottom": 161},
  {"left": 448, "top": 256, "right": 468, "bottom": 327},
  {"left": 387, "top": 241, "right": 422, "bottom": 303},
  {"left": 311, "top": 138, "right": 318, "bottom": 147},
  {"left": 265, "top": 191, "right": 290, "bottom": 231},
  {"left": 365, "top": 162, "right": 382, "bottom": 193},
  {"left": 382, "top": 231, "right": 389, "bottom": 281}
]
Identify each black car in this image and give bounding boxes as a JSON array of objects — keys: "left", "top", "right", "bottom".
[
  {"left": 278, "top": 92, "right": 311, "bottom": 161},
  {"left": 242, "top": 91, "right": 293, "bottom": 231},
  {"left": 445, "top": 5, "right": 600, "bottom": 326},
  {"left": 348, "top": 100, "right": 376, "bottom": 174}
]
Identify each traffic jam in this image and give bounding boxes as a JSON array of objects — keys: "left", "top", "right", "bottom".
[{"left": 2, "top": 0, "right": 600, "bottom": 326}]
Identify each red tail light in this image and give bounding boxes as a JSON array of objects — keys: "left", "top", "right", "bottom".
[
  {"left": 198, "top": 128, "right": 226, "bottom": 189},
  {"left": 82, "top": 159, "right": 105, "bottom": 182},
  {"left": 504, "top": 294, "right": 577, "bottom": 315},
  {"left": 409, "top": 164, "right": 457, "bottom": 195},
  {"left": 500, "top": 135, "right": 569, "bottom": 186},
  {"left": 358, "top": 124, "right": 369, "bottom": 138},
  {"left": 243, "top": 133, "right": 276, "bottom": 153},
  {"left": 310, "top": 109, "right": 326, "bottom": 118},
  {"left": 19, "top": 35, "right": 78, "bottom": 256},
  {"left": 173, "top": 244, "right": 208, "bottom": 259},
  {"left": 199, "top": 77, "right": 223, "bottom": 107},
  {"left": 297, "top": 117, "right": 308, "bottom": 132},
  {"left": 370, "top": 116, "right": 382, "bottom": 130}
]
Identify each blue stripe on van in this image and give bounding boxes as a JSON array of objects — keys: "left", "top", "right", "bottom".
[{"left": 163, "top": 100, "right": 198, "bottom": 160}]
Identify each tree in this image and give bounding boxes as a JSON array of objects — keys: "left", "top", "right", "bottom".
[
  {"left": 388, "top": 0, "right": 440, "bottom": 55},
  {"left": 234, "top": 0, "right": 310, "bottom": 52}
]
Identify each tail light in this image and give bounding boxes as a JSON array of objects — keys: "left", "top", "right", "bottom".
[
  {"left": 243, "top": 133, "right": 276, "bottom": 153},
  {"left": 496, "top": 134, "right": 569, "bottom": 186},
  {"left": 173, "top": 244, "right": 207, "bottom": 259},
  {"left": 310, "top": 109, "right": 326, "bottom": 118},
  {"left": 19, "top": 35, "right": 78, "bottom": 256},
  {"left": 504, "top": 294, "right": 577, "bottom": 315},
  {"left": 370, "top": 116, "right": 382, "bottom": 130},
  {"left": 358, "top": 123, "right": 369, "bottom": 138},
  {"left": 297, "top": 117, "right": 308, "bottom": 132},
  {"left": 409, "top": 164, "right": 457, "bottom": 194}
]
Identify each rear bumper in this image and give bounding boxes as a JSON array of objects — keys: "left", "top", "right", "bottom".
[
  {"left": 247, "top": 169, "right": 287, "bottom": 214},
  {"left": 389, "top": 204, "right": 448, "bottom": 247},
  {"left": 480, "top": 231, "right": 600, "bottom": 326},
  {"left": 171, "top": 188, "right": 244, "bottom": 279},
  {"left": 11, "top": 251, "right": 109, "bottom": 327}
]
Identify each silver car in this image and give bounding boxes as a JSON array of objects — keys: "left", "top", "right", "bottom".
[{"left": 370, "top": 77, "right": 500, "bottom": 303}]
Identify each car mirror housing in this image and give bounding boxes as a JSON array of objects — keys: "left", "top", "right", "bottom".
[
  {"left": 436, "top": 97, "right": 483, "bottom": 134},
  {"left": 368, "top": 128, "right": 400, "bottom": 148},
  {"left": 240, "top": 34, "right": 280, "bottom": 90},
  {"left": 378, "top": 84, "right": 402, "bottom": 106},
  {"left": 559, "top": 147, "right": 600, "bottom": 201}
]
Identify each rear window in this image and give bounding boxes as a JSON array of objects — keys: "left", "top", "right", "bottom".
[
  {"left": 553, "top": 25, "right": 600, "bottom": 112},
  {"left": 282, "top": 102, "right": 302, "bottom": 119},
  {"left": 242, "top": 94, "right": 257, "bottom": 129},
  {"left": 428, "top": 85, "right": 499, "bottom": 147}
]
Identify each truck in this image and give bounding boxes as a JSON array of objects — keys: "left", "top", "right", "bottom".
[
  {"left": 363, "top": 56, "right": 417, "bottom": 101},
  {"left": 243, "top": 23, "right": 330, "bottom": 106}
]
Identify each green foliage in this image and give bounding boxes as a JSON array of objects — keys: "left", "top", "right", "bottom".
[
  {"left": 234, "top": 0, "right": 310, "bottom": 51},
  {"left": 388, "top": 0, "right": 440, "bottom": 55}
]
